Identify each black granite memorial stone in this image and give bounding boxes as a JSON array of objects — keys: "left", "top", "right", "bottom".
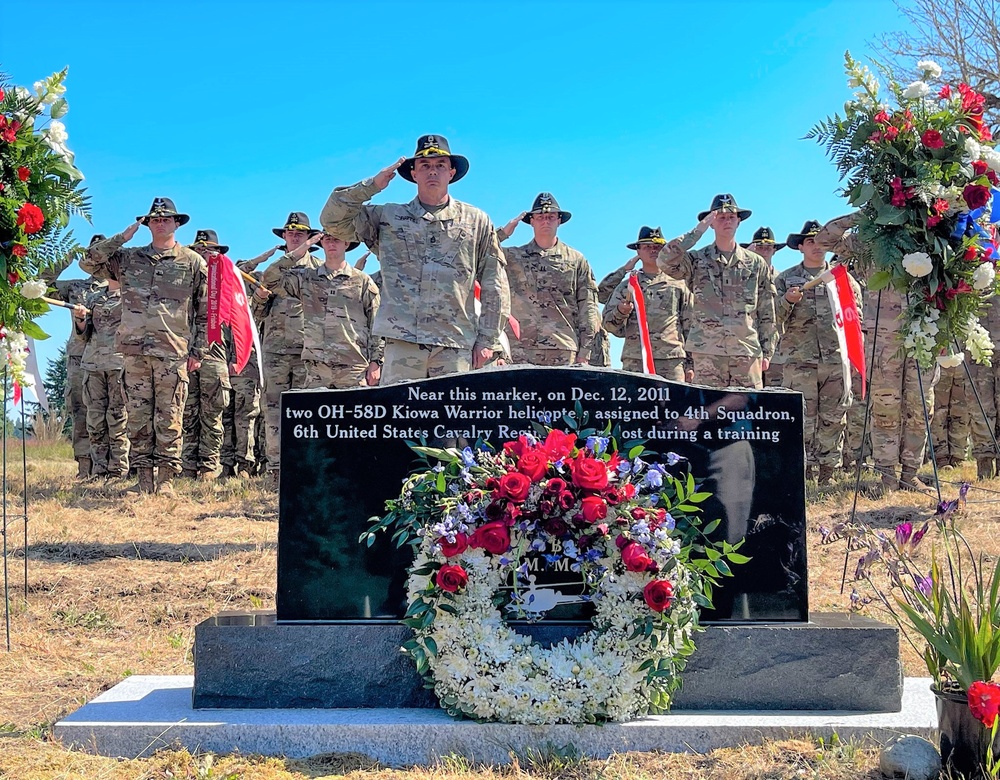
[{"left": 277, "top": 366, "right": 807, "bottom": 623}]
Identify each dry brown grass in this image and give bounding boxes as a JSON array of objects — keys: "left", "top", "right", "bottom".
[{"left": 0, "top": 444, "right": 993, "bottom": 779}]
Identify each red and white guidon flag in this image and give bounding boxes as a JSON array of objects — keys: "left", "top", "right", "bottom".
[
  {"left": 819, "top": 264, "right": 865, "bottom": 401},
  {"left": 207, "top": 254, "right": 263, "bottom": 383},
  {"left": 628, "top": 272, "right": 656, "bottom": 375}
]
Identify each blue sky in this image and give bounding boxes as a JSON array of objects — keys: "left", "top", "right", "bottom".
[{"left": 1, "top": 0, "right": 912, "bottom": 385}]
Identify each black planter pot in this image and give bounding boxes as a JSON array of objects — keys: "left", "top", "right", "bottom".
[{"left": 934, "top": 686, "right": 999, "bottom": 778}]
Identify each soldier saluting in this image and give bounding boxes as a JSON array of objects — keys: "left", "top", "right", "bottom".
[{"left": 320, "top": 134, "right": 510, "bottom": 384}]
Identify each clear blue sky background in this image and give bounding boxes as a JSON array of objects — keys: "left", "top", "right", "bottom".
[{"left": 1, "top": 0, "right": 912, "bottom": 391}]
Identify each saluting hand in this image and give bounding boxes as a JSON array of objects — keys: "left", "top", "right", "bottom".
[
  {"left": 625, "top": 255, "right": 639, "bottom": 270},
  {"left": 374, "top": 157, "right": 407, "bottom": 190},
  {"left": 697, "top": 211, "right": 718, "bottom": 232},
  {"left": 501, "top": 213, "right": 527, "bottom": 238},
  {"left": 122, "top": 221, "right": 141, "bottom": 242}
]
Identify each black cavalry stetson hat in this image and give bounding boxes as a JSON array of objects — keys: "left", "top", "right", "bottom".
[
  {"left": 786, "top": 220, "right": 823, "bottom": 250},
  {"left": 190, "top": 229, "right": 229, "bottom": 255},
  {"left": 136, "top": 197, "right": 190, "bottom": 226},
  {"left": 740, "top": 226, "right": 786, "bottom": 251},
  {"left": 697, "top": 193, "right": 752, "bottom": 222},
  {"left": 398, "top": 134, "right": 469, "bottom": 184},
  {"left": 272, "top": 211, "right": 319, "bottom": 239},
  {"left": 521, "top": 192, "right": 571, "bottom": 225},
  {"left": 627, "top": 226, "right": 667, "bottom": 251},
  {"left": 88, "top": 234, "right": 106, "bottom": 246}
]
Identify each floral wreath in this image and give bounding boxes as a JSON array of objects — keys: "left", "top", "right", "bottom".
[{"left": 366, "top": 426, "right": 747, "bottom": 724}]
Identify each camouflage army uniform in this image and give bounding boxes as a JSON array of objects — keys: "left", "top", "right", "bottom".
[
  {"left": 320, "top": 180, "right": 510, "bottom": 384},
  {"left": 79, "top": 286, "right": 129, "bottom": 477},
  {"left": 181, "top": 335, "right": 232, "bottom": 477},
  {"left": 813, "top": 215, "right": 936, "bottom": 486},
  {"left": 497, "top": 233, "right": 600, "bottom": 365},
  {"left": 930, "top": 362, "right": 971, "bottom": 467},
  {"left": 761, "top": 265, "right": 785, "bottom": 388},
  {"left": 969, "top": 299, "right": 1000, "bottom": 474},
  {"left": 277, "top": 262, "right": 383, "bottom": 388},
  {"left": 774, "top": 261, "right": 863, "bottom": 473},
  {"left": 80, "top": 235, "right": 207, "bottom": 475},
  {"left": 40, "top": 256, "right": 105, "bottom": 473},
  {"left": 253, "top": 250, "right": 323, "bottom": 473},
  {"left": 595, "top": 263, "right": 636, "bottom": 368},
  {"left": 602, "top": 270, "right": 693, "bottom": 381},
  {"left": 658, "top": 235, "right": 776, "bottom": 389}
]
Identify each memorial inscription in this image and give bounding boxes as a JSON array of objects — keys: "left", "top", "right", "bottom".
[{"left": 277, "top": 366, "right": 807, "bottom": 623}]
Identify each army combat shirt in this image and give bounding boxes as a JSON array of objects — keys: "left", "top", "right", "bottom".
[
  {"left": 79, "top": 286, "right": 124, "bottom": 372},
  {"left": 81, "top": 235, "right": 207, "bottom": 360},
  {"left": 320, "top": 179, "right": 510, "bottom": 351},
  {"left": 256, "top": 251, "right": 324, "bottom": 356},
  {"left": 602, "top": 270, "right": 693, "bottom": 363}
]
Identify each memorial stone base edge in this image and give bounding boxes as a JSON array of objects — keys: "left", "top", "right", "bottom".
[{"left": 192, "top": 611, "right": 901, "bottom": 712}]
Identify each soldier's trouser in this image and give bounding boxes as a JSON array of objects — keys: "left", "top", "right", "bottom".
[
  {"left": 590, "top": 329, "right": 611, "bottom": 368},
  {"left": 66, "top": 355, "right": 90, "bottom": 460},
  {"left": 844, "top": 365, "right": 871, "bottom": 466},
  {"left": 622, "top": 357, "right": 685, "bottom": 382},
  {"left": 690, "top": 353, "right": 763, "bottom": 390},
  {"left": 783, "top": 361, "right": 849, "bottom": 469},
  {"left": 254, "top": 405, "right": 267, "bottom": 472},
  {"left": 929, "top": 363, "right": 971, "bottom": 464},
  {"left": 122, "top": 354, "right": 189, "bottom": 473},
  {"left": 302, "top": 360, "right": 367, "bottom": 390},
  {"left": 764, "top": 362, "right": 785, "bottom": 388},
  {"left": 381, "top": 339, "right": 471, "bottom": 385},
  {"left": 263, "top": 351, "right": 307, "bottom": 472},
  {"left": 970, "top": 360, "right": 1000, "bottom": 458},
  {"left": 221, "top": 372, "right": 260, "bottom": 471},
  {"left": 869, "top": 340, "right": 937, "bottom": 474},
  {"left": 182, "top": 360, "right": 230, "bottom": 474},
  {"left": 83, "top": 368, "right": 129, "bottom": 476},
  {"left": 512, "top": 348, "right": 577, "bottom": 367}
]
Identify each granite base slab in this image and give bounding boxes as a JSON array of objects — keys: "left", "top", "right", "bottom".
[
  {"left": 193, "top": 612, "right": 901, "bottom": 712},
  {"left": 54, "top": 675, "right": 936, "bottom": 765}
]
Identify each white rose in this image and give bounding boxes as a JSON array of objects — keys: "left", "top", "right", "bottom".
[
  {"left": 973, "top": 262, "right": 997, "bottom": 290},
  {"left": 46, "top": 119, "right": 68, "bottom": 144},
  {"left": 32, "top": 80, "right": 47, "bottom": 98},
  {"left": 20, "top": 280, "right": 47, "bottom": 300},
  {"left": 917, "top": 59, "right": 943, "bottom": 79},
  {"left": 983, "top": 149, "right": 1000, "bottom": 172},
  {"left": 902, "top": 251, "right": 934, "bottom": 277},
  {"left": 903, "top": 81, "right": 931, "bottom": 99},
  {"left": 965, "top": 137, "right": 982, "bottom": 159},
  {"left": 937, "top": 353, "right": 965, "bottom": 369}
]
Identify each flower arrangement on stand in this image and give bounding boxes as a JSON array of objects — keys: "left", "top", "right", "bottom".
[
  {"left": 0, "top": 68, "right": 89, "bottom": 390},
  {"left": 809, "top": 53, "right": 1000, "bottom": 368},
  {"left": 829, "top": 487, "right": 1000, "bottom": 776},
  {"left": 365, "top": 426, "right": 747, "bottom": 724}
]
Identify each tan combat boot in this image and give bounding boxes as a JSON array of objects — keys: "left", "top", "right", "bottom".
[
  {"left": 124, "top": 467, "right": 155, "bottom": 495},
  {"left": 155, "top": 468, "right": 177, "bottom": 498},
  {"left": 977, "top": 458, "right": 995, "bottom": 481},
  {"left": 880, "top": 472, "right": 899, "bottom": 492},
  {"left": 76, "top": 456, "right": 92, "bottom": 480},
  {"left": 898, "top": 470, "right": 929, "bottom": 492},
  {"left": 197, "top": 470, "right": 218, "bottom": 483}
]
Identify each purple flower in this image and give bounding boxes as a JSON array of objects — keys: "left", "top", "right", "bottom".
[
  {"left": 666, "top": 452, "right": 682, "bottom": 466},
  {"left": 911, "top": 521, "right": 929, "bottom": 548},
  {"left": 915, "top": 573, "right": 933, "bottom": 597},
  {"left": 895, "top": 522, "right": 913, "bottom": 548}
]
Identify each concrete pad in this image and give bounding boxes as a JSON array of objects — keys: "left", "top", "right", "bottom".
[{"left": 54, "top": 675, "right": 938, "bottom": 766}]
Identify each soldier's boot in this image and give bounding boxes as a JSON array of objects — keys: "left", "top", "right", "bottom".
[
  {"left": 804, "top": 465, "right": 816, "bottom": 483},
  {"left": 880, "top": 472, "right": 899, "bottom": 492},
  {"left": 977, "top": 458, "right": 996, "bottom": 481},
  {"left": 817, "top": 465, "right": 836, "bottom": 486},
  {"left": 197, "top": 470, "right": 218, "bottom": 483},
  {"left": 76, "top": 457, "right": 92, "bottom": 480},
  {"left": 181, "top": 468, "right": 198, "bottom": 479},
  {"left": 124, "top": 468, "right": 155, "bottom": 495},
  {"left": 219, "top": 464, "right": 236, "bottom": 480},
  {"left": 263, "top": 470, "right": 279, "bottom": 491},
  {"left": 155, "top": 469, "right": 177, "bottom": 498},
  {"left": 898, "top": 469, "right": 929, "bottom": 492}
]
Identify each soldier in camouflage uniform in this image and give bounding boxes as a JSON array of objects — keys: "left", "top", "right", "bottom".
[
  {"left": 496, "top": 193, "right": 599, "bottom": 364},
  {"left": 658, "top": 194, "right": 776, "bottom": 389},
  {"left": 73, "top": 277, "right": 129, "bottom": 479},
  {"left": 262, "top": 231, "right": 382, "bottom": 388},
  {"left": 40, "top": 235, "right": 107, "bottom": 478},
  {"left": 813, "top": 213, "right": 936, "bottom": 491},
  {"left": 741, "top": 227, "right": 786, "bottom": 388},
  {"left": 320, "top": 134, "right": 510, "bottom": 384},
  {"left": 775, "top": 220, "right": 863, "bottom": 485},
  {"left": 253, "top": 212, "right": 324, "bottom": 484},
  {"left": 930, "top": 361, "right": 971, "bottom": 469},
  {"left": 969, "top": 299, "right": 1000, "bottom": 479},
  {"left": 596, "top": 256, "right": 640, "bottom": 367},
  {"left": 183, "top": 230, "right": 235, "bottom": 481},
  {"left": 602, "top": 227, "right": 694, "bottom": 381},
  {"left": 80, "top": 197, "right": 207, "bottom": 496}
]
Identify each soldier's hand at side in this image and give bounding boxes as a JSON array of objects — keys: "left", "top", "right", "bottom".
[
  {"left": 229, "top": 363, "right": 238, "bottom": 374},
  {"left": 473, "top": 346, "right": 494, "bottom": 370},
  {"left": 122, "top": 221, "right": 141, "bottom": 242},
  {"left": 685, "top": 369, "right": 695, "bottom": 383},
  {"left": 784, "top": 286, "right": 803, "bottom": 304},
  {"left": 187, "top": 357, "right": 202, "bottom": 373},
  {"left": 374, "top": 157, "right": 406, "bottom": 190},
  {"left": 762, "top": 358, "right": 770, "bottom": 373},
  {"left": 366, "top": 362, "right": 381, "bottom": 386},
  {"left": 502, "top": 213, "right": 527, "bottom": 238}
]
